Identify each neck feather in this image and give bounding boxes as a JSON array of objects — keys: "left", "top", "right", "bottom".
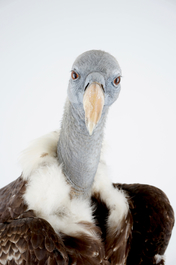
[{"left": 57, "top": 99, "right": 107, "bottom": 196}]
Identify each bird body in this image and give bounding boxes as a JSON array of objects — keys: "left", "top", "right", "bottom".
[{"left": 0, "top": 50, "right": 174, "bottom": 265}]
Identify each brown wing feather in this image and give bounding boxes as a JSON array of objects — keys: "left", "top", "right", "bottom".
[
  {"left": 92, "top": 192, "right": 133, "bottom": 265},
  {"left": 0, "top": 215, "right": 68, "bottom": 265},
  {"left": 0, "top": 176, "right": 27, "bottom": 222},
  {"left": 105, "top": 210, "right": 133, "bottom": 264},
  {"left": 114, "top": 183, "right": 175, "bottom": 265},
  {"left": 62, "top": 224, "right": 108, "bottom": 265}
]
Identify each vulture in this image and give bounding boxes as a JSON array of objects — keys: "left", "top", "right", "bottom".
[{"left": 0, "top": 50, "right": 174, "bottom": 265}]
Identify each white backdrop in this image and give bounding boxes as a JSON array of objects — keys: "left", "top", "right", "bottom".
[{"left": 0, "top": 0, "right": 175, "bottom": 263}]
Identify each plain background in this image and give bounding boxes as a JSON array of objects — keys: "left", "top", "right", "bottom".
[{"left": 0, "top": 0, "right": 175, "bottom": 263}]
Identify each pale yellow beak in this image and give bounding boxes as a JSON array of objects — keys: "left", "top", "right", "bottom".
[{"left": 83, "top": 83, "right": 105, "bottom": 135}]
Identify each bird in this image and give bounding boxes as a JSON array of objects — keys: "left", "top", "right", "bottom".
[{"left": 0, "top": 50, "right": 174, "bottom": 265}]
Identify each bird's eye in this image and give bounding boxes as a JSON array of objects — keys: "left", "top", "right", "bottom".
[
  {"left": 113, "top": 76, "right": 121, "bottom": 86},
  {"left": 71, "top": 71, "right": 79, "bottom": 80}
]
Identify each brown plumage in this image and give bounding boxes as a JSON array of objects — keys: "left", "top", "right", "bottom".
[
  {"left": 92, "top": 192, "right": 133, "bottom": 264},
  {"left": 114, "top": 184, "right": 175, "bottom": 265}
]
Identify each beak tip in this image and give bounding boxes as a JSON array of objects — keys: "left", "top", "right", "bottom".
[
  {"left": 89, "top": 129, "right": 93, "bottom": 136},
  {"left": 86, "top": 120, "right": 95, "bottom": 136}
]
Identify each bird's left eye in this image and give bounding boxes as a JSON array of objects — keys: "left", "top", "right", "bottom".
[
  {"left": 113, "top": 76, "right": 121, "bottom": 86},
  {"left": 71, "top": 71, "right": 79, "bottom": 80}
]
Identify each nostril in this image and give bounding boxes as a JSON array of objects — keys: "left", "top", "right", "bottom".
[
  {"left": 101, "top": 84, "right": 105, "bottom": 92},
  {"left": 84, "top": 83, "right": 89, "bottom": 91}
]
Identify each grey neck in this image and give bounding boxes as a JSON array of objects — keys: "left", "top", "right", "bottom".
[{"left": 57, "top": 99, "right": 107, "bottom": 197}]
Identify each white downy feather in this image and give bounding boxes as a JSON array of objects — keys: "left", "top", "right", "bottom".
[{"left": 19, "top": 130, "right": 129, "bottom": 237}]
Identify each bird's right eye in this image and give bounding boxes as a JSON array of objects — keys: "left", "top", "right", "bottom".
[{"left": 71, "top": 71, "right": 79, "bottom": 80}]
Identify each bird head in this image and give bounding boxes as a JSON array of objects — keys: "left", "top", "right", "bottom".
[{"left": 67, "top": 50, "right": 122, "bottom": 135}]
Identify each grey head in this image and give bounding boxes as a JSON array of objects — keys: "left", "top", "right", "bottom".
[
  {"left": 66, "top": 50, "right": 122, "bottom": 135},
  {"left": 68, "top": 50, "right": 121, "bottom": 117},
  {"left": 57, "top": 50, "right": 122, "bottom": 196}
]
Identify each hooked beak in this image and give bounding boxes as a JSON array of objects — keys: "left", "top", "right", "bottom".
[{"left": 83, "top": 82, "right": 105, "bottom": 135}]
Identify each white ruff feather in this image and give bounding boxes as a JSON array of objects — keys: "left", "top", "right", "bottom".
[{"left": 19, "top": 131, "right": 129, "bottom": 237}]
